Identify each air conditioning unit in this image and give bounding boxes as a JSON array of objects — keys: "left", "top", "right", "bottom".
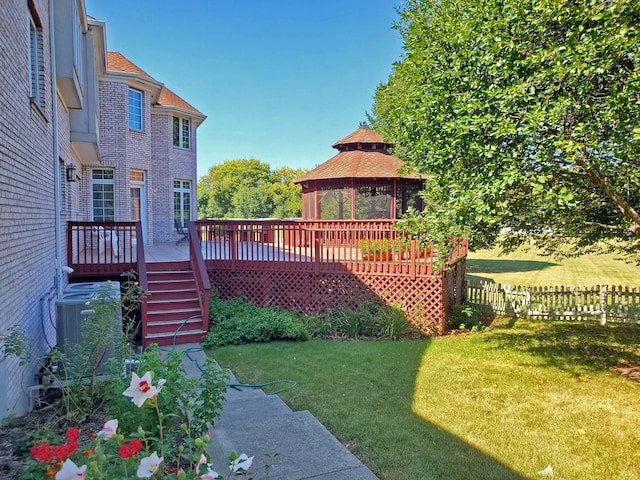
[
  {"left": 65, "top": 281, "right": 121, "bottom": 295},
  {"left": 56, "top": 287, "right": 122, "bottom": 377}
]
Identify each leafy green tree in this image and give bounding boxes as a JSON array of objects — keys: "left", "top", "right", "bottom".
[
  {"left": 231, "top": 183, "right": 276, "bottom": 218},
  {"left": 198, "top": 159, "right": 274, "bottom": 218},
  {"left": 372, "top": 0, "right": 640, "bottom": 261},
  {"left": 271, "top": 166, "right": 306, "bottom": 218},
  {"left": 198, "top": 159, "right": 306, "bottom": 219}
]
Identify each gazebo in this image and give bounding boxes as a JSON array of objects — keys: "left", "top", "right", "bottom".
[{"left": 295, "top": 124, "right": 424, "bottom": 220}]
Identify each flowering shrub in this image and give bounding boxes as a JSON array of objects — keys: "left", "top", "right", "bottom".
[{"left": 26, "top": 369, "right": 259, "bottom": 479}]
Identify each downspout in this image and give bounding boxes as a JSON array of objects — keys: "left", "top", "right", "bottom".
[{"left": 49, "top": 0, "right": 63, "bottom": 290}]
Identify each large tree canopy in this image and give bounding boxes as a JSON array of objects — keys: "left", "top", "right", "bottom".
[
  {"left": 197, "top": 159, "right": 307, "bottom": 219},
  {"left": 372, "top": 0, "right": 640, "bottom": 261}
]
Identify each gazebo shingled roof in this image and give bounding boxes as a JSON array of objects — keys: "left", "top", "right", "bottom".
[
  {"left": 331, "top": 125, "right": 389, "bottom": 148},
  {"left": 296, "top": 124, "right": 418, "bottom": 183}
]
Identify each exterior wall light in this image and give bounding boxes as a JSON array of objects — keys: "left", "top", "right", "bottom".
[{"left": 66, "top": 163, "right": 77, "bottom": 182}]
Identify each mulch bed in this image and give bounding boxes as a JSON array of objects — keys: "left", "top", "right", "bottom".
[{"left": 0, "top": 405, "right": 107, "bottom": 480}]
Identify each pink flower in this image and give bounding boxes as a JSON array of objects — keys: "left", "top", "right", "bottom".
[
  {"left": 123, "top": 372, "right": 165, "bottom": 407},
  {"left": 195, "top": 453, "right": 207, "bottom": 475},
  {"left": 97, "top": 419, "right": 118, "bottom": 440},
  {"left": 137, "top": 452, "right": 163, "bottom": 478},
  {"left": 55, "top": 459, "right": 87, "bottom": 479}
]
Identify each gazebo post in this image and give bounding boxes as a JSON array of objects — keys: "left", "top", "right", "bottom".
[
  {"left": 350, "top": 178, "right": 356, "bottom": 219},
  {"left": 391, "top": 178, "right": 397, "bottom": 219}
]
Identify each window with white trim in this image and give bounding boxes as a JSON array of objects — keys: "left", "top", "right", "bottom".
[
  {"left": 92, "top": 169, "right": 115, "bottom": 221},
  {"left": 128, "top": 88, "right": 143, "bottom": 130},
  {"left": 28, "top": 2, "right": 44, "bottom": 108},
  {"left": 173, "top": 117, "right": 190, "bottom": 149},
  {"left": 173, "top": 180, "right": 191, "bottom": 227}
]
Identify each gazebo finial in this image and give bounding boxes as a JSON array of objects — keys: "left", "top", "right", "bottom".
[{"left": 358, "top": 121, "right": 371, "bottom": 129}]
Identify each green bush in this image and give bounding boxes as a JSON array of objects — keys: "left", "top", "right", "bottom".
[
  {"left": 103, "top": 344, "right": 228, "bottom": 439},
  {"left": 299, "top": 313, "right": 331, "bottom": 338},
  {"left": 320, "top": 301, "right": 418, "bottom": 340},
  {"left": 206, "top": 294, "right": 418, "bottom": 345},
  {"left": 447, "top": 304, "right": 491, "bottom": 332},
  {"left": 376, "top": 304, "right": 418, "bottom": 340},
  {"left": 205, "top": 294, "right": 309, "bottom": 348}
]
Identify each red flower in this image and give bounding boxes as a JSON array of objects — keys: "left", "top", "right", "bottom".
[
  {"left": 54, "top": 443, "right": 71, "bottom": 461},
  {"left": 118, "top": 439, "right": 143, "bottom": 459},
  {"left": 65, "top": 427, "right": 81, "bottom": 442},
  {"left": 129, "top": 438, "right": 143, "bottom": 454},
  {"left": 31, "top": 441, "right": 54, "bottom": 463},
  {"left": 118, "top": 444, "right": 132, "bottom": 459}
]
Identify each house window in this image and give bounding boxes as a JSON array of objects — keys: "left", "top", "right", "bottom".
[
  {"left": 128, "top": 88, "right": 143, "bottom": 130},
  {"left": 173, "top": 180, "right": 191, "bottom": 227},
  {"left": 28, "top": 2, "right": 44, "bottom": 108},
  {"left": 92, "top": 169, "right": 115, "bottom": 221},
  {"left": 173, "top": 117, "right": 190, "bottom": 149}
]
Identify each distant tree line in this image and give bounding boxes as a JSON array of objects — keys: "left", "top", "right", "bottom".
[{"left": 197, "top": 158, "right": 307, "bottom": 219}]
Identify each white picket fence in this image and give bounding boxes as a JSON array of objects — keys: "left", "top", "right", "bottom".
[{"left": 465, "top": 282, "right": 640, "bottom": 325}]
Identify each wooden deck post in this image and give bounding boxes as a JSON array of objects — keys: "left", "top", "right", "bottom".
[{"left": 410, "top": 238, "right": 417, "bottom": 280}]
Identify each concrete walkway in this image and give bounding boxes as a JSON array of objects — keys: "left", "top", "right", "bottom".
[{"left": 175, "top": 344, "right": 379, "bottom": 480}]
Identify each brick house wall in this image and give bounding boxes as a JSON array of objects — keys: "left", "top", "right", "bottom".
[
  {"left": 150, "top": 113, "right": 199, "bottom": 243},
  {"left": 0, "top": 2, "right": 204, "bottom": 421},
  {"left": 0, "top": 0, "right": 60, "bottom": 419},
  {"left": 90, "top": 79, "right": 157, "bottom": 242}
]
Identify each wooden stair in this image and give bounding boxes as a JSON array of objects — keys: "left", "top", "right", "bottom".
[{"left": 143, "top": 261, "right": 207, "bottom": 347}]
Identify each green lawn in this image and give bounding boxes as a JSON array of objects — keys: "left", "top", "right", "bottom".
[
  {"left": 211, "top": 321, "right": 640, "bottom": 480},
  {"left": 466, "top": 247, "right": 640, "bottom": 286}
]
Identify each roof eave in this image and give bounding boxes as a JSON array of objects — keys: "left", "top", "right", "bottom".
[{"left": 152, "top": 104, "right": 207, "bottom": 125}]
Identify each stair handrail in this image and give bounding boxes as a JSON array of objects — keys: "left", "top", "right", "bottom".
[
  {"left": 135, "top": 221, "right": 149, "bottom": 345},
  {"left": 135, "top": 221, "right": 148, "bottom": 292},
  {"left": 188, "top": 221, "right": 211, "bottom": 332}
]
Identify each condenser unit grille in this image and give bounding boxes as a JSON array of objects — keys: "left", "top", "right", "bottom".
[{"left": 56, "top": 286, "right": 122, "bottom": 376}]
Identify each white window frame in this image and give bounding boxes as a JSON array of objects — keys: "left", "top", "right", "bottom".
[
  {"left": 173, "top": 116, "right": 191, "bottom": 149},
  {"left": 28, "top": 7, "right": 44, "bottom": 108},
  {"left": 91, "top": 169, "right": 115, "bottom": 221},
  {"left": 173, "top": 180, "right": 191, "bottom": 227},
  {"left": 128, "top": 88, "right": 143, "bottom": 131}
]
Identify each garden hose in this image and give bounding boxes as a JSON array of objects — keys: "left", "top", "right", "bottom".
[
  {"left": 227, "top": 380, "right": 297, "bottom": 395},
  {"left": 153, "top": 317, "right": 297, "bottom": 395}
]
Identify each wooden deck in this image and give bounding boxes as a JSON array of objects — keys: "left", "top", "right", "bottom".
[{"left": 67, "top": 220, "right": 468, "bottom": 336}]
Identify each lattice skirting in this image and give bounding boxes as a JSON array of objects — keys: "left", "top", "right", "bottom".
[{"left": 208, "top": 267, "right": 466, "bottom": 335}]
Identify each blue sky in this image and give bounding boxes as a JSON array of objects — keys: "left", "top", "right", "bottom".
[{"left": 87, "top": 0, "right": 404, "bottom": 176}]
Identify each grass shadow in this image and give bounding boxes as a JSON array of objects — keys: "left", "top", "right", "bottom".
[
  {"left": 466, "top": 259, "right": 557, "bottom": 275},
  {"left": 213, "top": 339, "right": 529, "bottom": 480},
  {"left": 483, "top": 319, "right": 640, "bottom": 375},
  {"left": 404, "top": 412, "right": 528, "bottom": 479}
]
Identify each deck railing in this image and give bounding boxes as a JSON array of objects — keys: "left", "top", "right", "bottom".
[
  {"left": 67, "top": 221, "right": 144, "bottom": 279},
  {"left": 195, "top": 219, "right": 467, "bottom": 279},
  {"left": 188, "top": 222, "right": 211, "bottom": 331}
]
